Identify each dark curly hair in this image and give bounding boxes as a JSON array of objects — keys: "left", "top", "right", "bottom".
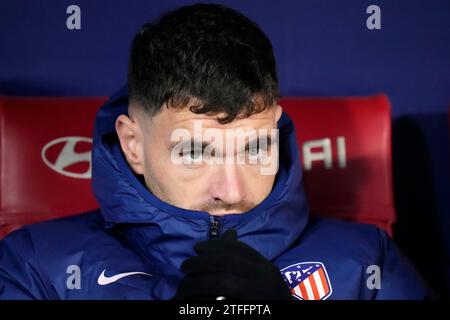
[{"left": 128, "top": 3, "right": 279, "bottom": 124}]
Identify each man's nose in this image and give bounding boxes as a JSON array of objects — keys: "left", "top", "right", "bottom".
[{"left": 209, "top": 164, "right": 246, "bottom": 205}]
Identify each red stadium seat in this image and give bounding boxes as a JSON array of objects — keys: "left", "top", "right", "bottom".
[
  {"left": 0, "top": 94, "right": 395, "bottom": 238},
  {"left": 280, "top": 94, "right": 395, "bottom": 236},
  {"left": 0, "top": 97, "right": 106, "bottom": 238}
]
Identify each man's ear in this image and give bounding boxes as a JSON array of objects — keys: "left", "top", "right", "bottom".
[
  {"left": 115, "top": 114, "right": 145, "bottom": 175},
  {"left": 275, "top": 104, "right": 283, "bottom": 122}
]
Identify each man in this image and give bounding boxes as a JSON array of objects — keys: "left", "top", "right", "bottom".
[{"left": 0, "top": 3, "right": 431, "bottom": 299}]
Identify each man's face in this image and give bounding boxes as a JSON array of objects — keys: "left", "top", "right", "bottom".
[{"left": 116, "top": 100, "right": 282, "bottom": 216}]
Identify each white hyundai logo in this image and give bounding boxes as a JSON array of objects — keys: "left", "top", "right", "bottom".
[{"left": 41, "top": 136, "right": 93, "bottom": 179}]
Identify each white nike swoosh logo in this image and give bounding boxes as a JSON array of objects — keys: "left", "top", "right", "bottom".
[{"left": 97, "top": 269, "right": 153, "bottom": 286}]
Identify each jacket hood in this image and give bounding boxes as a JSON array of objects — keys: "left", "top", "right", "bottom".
[{"left": 92, "top": 85, "right": 310, "bottom": 269}]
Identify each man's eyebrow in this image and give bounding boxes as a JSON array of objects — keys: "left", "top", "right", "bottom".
[{"left": 170, "top": 138, "right": 209, "bottom": 150}]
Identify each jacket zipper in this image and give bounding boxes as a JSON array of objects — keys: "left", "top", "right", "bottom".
[{"left": 209, "top": 216, "right": 220, "bottom": 239}]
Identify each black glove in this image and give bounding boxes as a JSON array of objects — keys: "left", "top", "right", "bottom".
[{"left": 172, "top": 229, "right": 292, "bottom": 300}]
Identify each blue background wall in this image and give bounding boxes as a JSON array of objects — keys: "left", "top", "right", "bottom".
[{"left": 1, "top": 0, "right": 449, "bottom": 297}]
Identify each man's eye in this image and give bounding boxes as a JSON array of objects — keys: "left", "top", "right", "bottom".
[
  {"left": 248, "top": 145, "right": 261, "bottom": 156},
  {"left": 189, "top": 149, "right": 203, "bottom": 159},
  {"left": 246, "top": 141, "right": 268, "bottom": 157},
  {"left": 179, "top": 149, "right": 203, "bottom": 160}
]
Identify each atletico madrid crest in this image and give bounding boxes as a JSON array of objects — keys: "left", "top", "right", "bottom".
[{"left": 281, "top": 262, "right": 332, "bottom": 300}]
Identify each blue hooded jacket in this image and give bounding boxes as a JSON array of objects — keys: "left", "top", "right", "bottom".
[{"left": 0, "top": 87, "right": 431, "bottom": 300}]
